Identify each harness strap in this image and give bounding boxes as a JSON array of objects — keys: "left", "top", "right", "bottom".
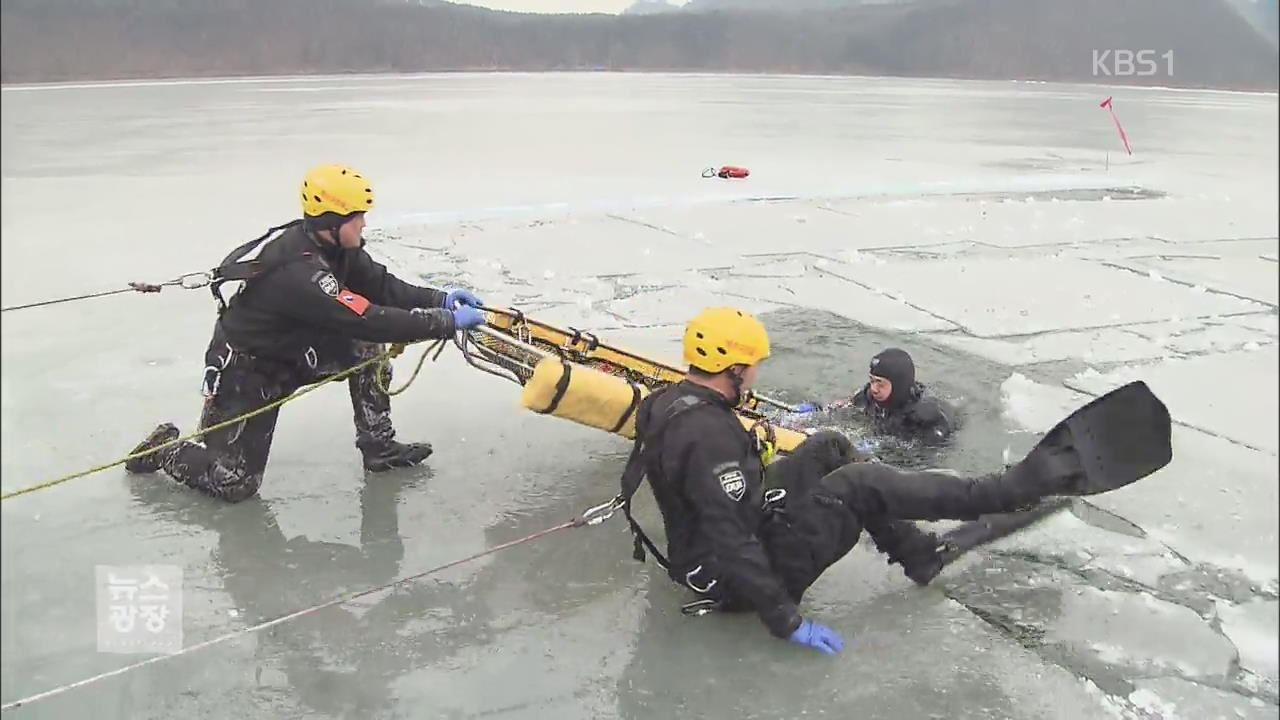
[
  {"left": 617, "top": 393, "right": 707, "bottom": 571},
  {"left": 209, "top": 219, "right": 304, "bottom": 314}
]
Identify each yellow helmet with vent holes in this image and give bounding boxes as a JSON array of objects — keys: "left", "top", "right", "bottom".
[
  {"left": 300, "top": 164, "right": 374, "bottom": 218},
  {"left": 682, "top": 306, "right": 771, "bottom": 374}
]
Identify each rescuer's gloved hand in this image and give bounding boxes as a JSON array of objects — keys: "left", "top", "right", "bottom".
[
  {"left": 452, "top": 305, "right": 486, "bottom": 330},
  {"left": 443, "top": 288, "right": 483, "bottom": 310},
  {"left": 788, "top": 619, "right": 845, "bottom": 655}
]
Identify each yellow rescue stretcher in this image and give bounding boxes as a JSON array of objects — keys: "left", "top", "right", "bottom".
[{"left": 455, "top": 307, "right": 809, "bottom": 456}]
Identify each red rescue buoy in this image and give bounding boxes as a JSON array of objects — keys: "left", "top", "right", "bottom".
[{"left": 702, "top": 165, "right": 750, "bottom": 179}]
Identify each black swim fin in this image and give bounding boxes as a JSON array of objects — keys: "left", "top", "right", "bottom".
[
  {"left": 934, "top": 498, "right": 1072, "bottom": 569},
  {"left": 1012, "top": 380, "right": 1173, "bottom": 499},
  {"left": 908, "top": 381, "right": 1170, "bottom": 587},
  {"left": 900, "top": 498, "right": 1071, "bottom": 585}
]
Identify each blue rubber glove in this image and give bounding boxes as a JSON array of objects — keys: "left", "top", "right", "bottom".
[
  {"left": 442, "top": 288, "right": 483, "bottom": 311},
  {"left": 855, "top": 437, "right": 881, "bottom": 455},
  {"left": 788, "top": 619, "right": 845, "bottom": 655},
  {"left": 793, "top": 402, "right": 821, "bottom": 414},
  {"left": 452, "top": 305, "right": 486, "bottom": 330}
]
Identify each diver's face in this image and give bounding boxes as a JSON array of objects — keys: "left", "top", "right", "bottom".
[
  {"left": 739, "top": 363, "right": 761, "bottom": 392},
  {"left": 869, "top": 375, "right": 893, "bottom": 404}
]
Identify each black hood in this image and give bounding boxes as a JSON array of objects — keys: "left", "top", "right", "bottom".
[{"left": 868, "top": 347, "right": 915, "bottom": 408}]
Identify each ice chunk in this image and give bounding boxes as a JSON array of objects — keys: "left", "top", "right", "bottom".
[
  {"left": 1128, "top": 688, "right": 1181, "bottom": 719},
  {"left": 1132, "top": 678, "right": 1277, "bottom": 720},
  {"left": 1047, "top": 586, "right": 1236, "bottom": 679},
  {"left": 1216, "top": 598, "right": 1280, "bottom": 681},
  {"left": 999, "top": 373, "right": 1090, "bottom": 433}
]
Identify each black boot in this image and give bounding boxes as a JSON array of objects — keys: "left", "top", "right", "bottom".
[
  {"left": 124, "top": 423, "right": 180, "bottom": 473},
  {"left": 868, "top": 520, "right": 947, "bottom": 586},
  {"left": 361, "top": 440, "right": 433, "bottom": 472}
]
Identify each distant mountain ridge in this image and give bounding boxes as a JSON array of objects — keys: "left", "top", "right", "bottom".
[
  {"left": 628, "top": 0, "right": 1279, "bottom": 49},
  {"left": 1223, "top": 0, "right": 1280, "bottom": 46},
  {"left": 627, "top": 0, "right": 1279, "bottom": 38},
  {"left": 625, "top": 0, "right": 862, "bottom": 10},
  {"left": 2, "top": 0, "right": 1276, "bottom": 90}
]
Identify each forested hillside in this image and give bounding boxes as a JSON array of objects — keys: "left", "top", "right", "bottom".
[{"left": 2, "top": 0, "right": 1275, "bottom": 89}]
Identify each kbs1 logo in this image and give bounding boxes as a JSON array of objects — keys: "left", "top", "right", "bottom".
[{"left": 1092, "top": 50, "right": 1174, "bottom": 77}]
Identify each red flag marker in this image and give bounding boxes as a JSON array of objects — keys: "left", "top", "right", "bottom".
[{"left": 1100, "top": 96, "right": 1133, "bottom": 155}]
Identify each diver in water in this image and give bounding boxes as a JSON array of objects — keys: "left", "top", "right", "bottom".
[
  {"left": 792, "top": 347, "right": 956, "bottom": 447},
  {"left": 617, "top": 307, "right": 1171, "bottom": 655}
]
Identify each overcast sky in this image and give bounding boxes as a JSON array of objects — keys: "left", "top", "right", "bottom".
[{"left": 459, "top": 0, "right": 679, "bottom": 13}]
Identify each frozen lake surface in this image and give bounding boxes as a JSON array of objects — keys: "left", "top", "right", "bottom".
[{"left": 2, "top": 73, "right": 1277, "bottom": 719}]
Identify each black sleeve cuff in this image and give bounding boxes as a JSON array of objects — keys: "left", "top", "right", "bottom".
[{"left": 762, "top": 604, "right": 803, "bottom": 639}]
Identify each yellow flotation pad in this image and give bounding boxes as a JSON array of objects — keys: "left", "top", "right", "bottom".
[
  {"left": 519, "top": 356, "right": 807, "bottom": 454},
  {"left": 521, "top": 357, "right": 651, "bottom": 437}
]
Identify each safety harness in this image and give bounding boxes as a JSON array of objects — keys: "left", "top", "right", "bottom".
[
  {"left": 616, "top": 387, "right": 779, "bottom": 570},
  {"left": 616, "top": 390, "right": 708, "bottom": 571},
  {"left": 617, "top": 386, "right": 791, "bottom": 619},
  {"left": 208, "top": 219, "right": 305, "bottom": 314}
]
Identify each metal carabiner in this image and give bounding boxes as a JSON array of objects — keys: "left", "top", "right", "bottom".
[
  {"left": 683, "top": 565, "right": 718, "bottom": 594},
  {"left": 179, "top": 271, "right": 214, "bottom": 290},
  {"left": 577, "top": 496, "right": 624, "bottom": 527},
  {"left": 763, "top": 487, "right": 787, "bottom": 507},
  {"left": 201, "top": 343, "right": 236, "bottom": 398}
]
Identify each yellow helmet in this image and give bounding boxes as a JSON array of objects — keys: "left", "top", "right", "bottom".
[
  {"left": 300, "top": 164, "right": 375, "bottom": 218},
  {"left": 683, "top": 306, "right": 771, "bottom": 374}
]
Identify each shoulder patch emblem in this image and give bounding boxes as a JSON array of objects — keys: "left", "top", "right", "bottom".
[
  {"left": 718, "top": 469, "right": 746, "bottom": 502},
  {"left": 316, "top": 272, "right": 340, "bottom": 297}
]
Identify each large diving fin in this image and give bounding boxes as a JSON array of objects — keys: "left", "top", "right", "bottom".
[
  {"left": 905, "top": 498, "right": 1071, "bottom": 586},
  {"left": 1015, "top": 380, "right": 1173, "bottom": 498},
  {"left": 907, "top": 381, "right": 1171, "bottom": 587},
  {"left": 934, "top": 498, "right": 1072, "bottom": 570}
]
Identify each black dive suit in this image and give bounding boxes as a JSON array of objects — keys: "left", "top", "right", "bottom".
[
  {"left": 134, "top": 221, "right": 457, "bottom": 501},
  {"left": 846, "top": 381, "right": 955, "bottom": 445},
  {"left": 798, "top": 349, "right": 955, "bottom": 448},
  {"left": 621, "top": 380, "right": 1086, "bottom": 639}
]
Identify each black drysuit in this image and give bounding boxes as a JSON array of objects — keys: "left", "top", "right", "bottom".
[
  {"left": 848, "top": 381, "right": 955, "bottom": 446},
  {"left": 156, "top": 222, "right": 457, "bottom": 501},
  {"left": 623, "top": 380, "right": 1072, "bottom": 639},
  {"left": 842, "top": 348, "right": 955, "bottom": 446}
]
